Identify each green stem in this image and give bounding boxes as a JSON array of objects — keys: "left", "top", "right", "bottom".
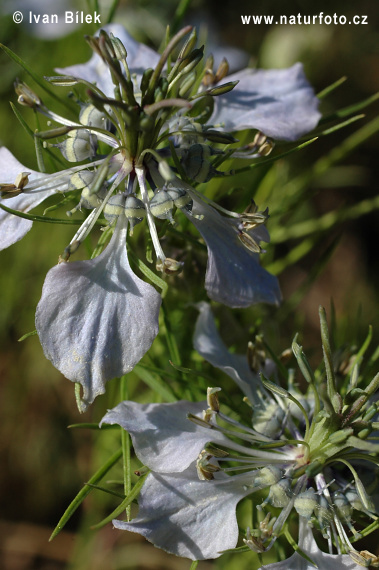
[{"left": 120, "top": 376, "right": 131, "bottom": 520}]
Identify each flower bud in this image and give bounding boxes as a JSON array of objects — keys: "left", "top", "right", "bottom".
[
  {"left": 214, "top": 57, "right": 229, "bottom": 83},
  {"left": 205, "top": 80, "right": 238, "bottom": 96}
]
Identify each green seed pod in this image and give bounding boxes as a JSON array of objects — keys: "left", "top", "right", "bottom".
[
  {"left": 268, "top": 478, "right": 292, "bottom": 508},
  {"left": 166, "top": 186, "right": 193, "bottom": 211},
  {"left": 294, "top": 488, "right": 318, "bottom": 519},
  {"left": 333, "top": 491, "right": 353, "bottom": 521},
  {"left": 104, "top": 194, "right": 125, "bottom": 223},
  {"left": 140, "top": 68, "right": 154, "bottom": 95},
  {"left": 60, "top": 131, "right": 94, "bottom": 162},
  {"left": 69, "top": 170, "right": 96, "bottom": 191},
  {"left": 124, "top": 195, "right": 146, "bottom": 234},
  {"left": 80, "top": 185, "right": 106, "bottom": 209},
  {"left": 149, "top": 189, "right": 174, "bottom": 222},
  {"left": 67, "top": 171, "right": 106, "bottom": 215},
  {"left": 317, "top": 495, "right": 333, "bottom": 537},
  {"left": 179, "top": 71, "right": 197, "bottom": 98},
  {"left": 79, "top": 104, "right": 107, "bottom": 129},
  {"left": 345, "top": 489, "right": 364, "bottom": 512},
  {"left": 254, "top": 466, "right": 283, "bottom": 488},
  {"left": 181, "top": 143, "right": 214, "bottom": 183}
]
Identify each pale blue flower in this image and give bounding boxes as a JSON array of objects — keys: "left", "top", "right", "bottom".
[
  {"left": 59, "top": 25, "right": 321, "bottom": 141},
  {"left": 259, "top": 518, "right": 360, "bottom": 570},
  {"left": 101, "top": 305, "right": 379, "bottom": 562},
  {"left": 0, "top": 25, "right": 321, "bottom": 405}
]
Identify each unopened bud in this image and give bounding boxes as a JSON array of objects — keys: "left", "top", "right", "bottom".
[
  {"left": 179, "top": 71, "right": 197, "bottom": 97},
  {"left": 110, "top": 33, "right": 128, "bottom": 60},
  {"left": 177, "top": 28, "right": 197, "bottom": 61},
  {"left": 206, "top": 80, "right": 239, "bottom": 96},
  {"left": 214, "top": 57, "right": 229, "bottom": 83}
]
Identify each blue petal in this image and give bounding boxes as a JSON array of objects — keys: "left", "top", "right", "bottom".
[
  {"left": 184, "top": 193, "right": 281, "bottom": 308},
  {"left": 35, "top": 219, "right": 161, "bottom": 409},
  {"left": 212, "top": 63, "right": 321, "bottom": 140},
  {"left": 260, "top": 518, "right": 359, "bottom": 569},
  {"left": 57, "top": 24, "right": 160, "bottom": 97},
  {"left": 101, "top": 399, "right": 232, "bottom": 472},
  {"left": 193, "top": 302, "right": 263, "bottom": 404},
  {"left": 113, "top": 464, "right": 253, "bottom": 560},
  {"left": 0, "top": 147, "right": 66, "bottom": 250}
]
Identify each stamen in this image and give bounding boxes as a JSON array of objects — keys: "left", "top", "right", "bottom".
[{"left": 135, "top": 166, "right": 166, "bottom": 264}]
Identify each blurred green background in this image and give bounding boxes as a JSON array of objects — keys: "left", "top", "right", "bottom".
[{"left": 0, "top": 0, "right": 378, "bottom": 568}]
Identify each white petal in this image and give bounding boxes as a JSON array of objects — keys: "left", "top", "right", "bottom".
[
  {"left": 260, "top": 519, "right": 360, "bottom": 570},
  {"left": 194, "top": 302, "right": 263, "bottom": 404},
  {"left": 185, "top": 195, "right": 281, "bottom": 308},
  {"left": 114, "top": 464, "right": 253, "bottom": 560},
  {"left": 57, "top": 24, "right": 160, "bottom": 97},
  {"left": 212, "top": 63, "right": 321, "bottom": 140},
  {"left": 101, "top": 399, "right": 228, "bottom": 473},
  {"left": 35, "top": 219, "right": 161, "bottom": 409},
  {"left": 0, "top": 147, "right": 65, "bottom": 250}
]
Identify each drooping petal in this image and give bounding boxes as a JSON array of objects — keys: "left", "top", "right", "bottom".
[
  {"left": 0, "top": 147, "right": 67, "bottom": 250},
  {"left": 212, "top": 63, "right": 321, "bottom": 141},
  {"left": 113, "top": 464, "right": 253, "bottom": 560},
  {"left": 35, "top": 219, "right": 161, "bottom": 409},
  {"left": 183, "top": 191, "right": 281, "bottom": 308},
  {"left": 101, "top": 399, "right": 233, "bottom": 472},
  {"left": 260, "top": 518, "right": 359, "bottom": 570},
  {"left": 57, "top": 24, "right": 160, "bottom": 97},
  {"left": 194, "top": 302, "right": 263, "bottom": 404}
]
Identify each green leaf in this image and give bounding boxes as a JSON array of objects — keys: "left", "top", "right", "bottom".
[
  {"left": 49, "top": 448, "right": 123, "bottom": 540},
  {"left": 0, "top": 202, "right": 88, "bottom": 225},
  {"left": 90, "top": 473, "right": 148, "bottom": 530},
  {"left": 234, "top": 137, "right": 318, "bottom": 175},
  {"left": 320, "top": 92, "right": 379, "bottom": 123},
  {"left": 134, "top": 364, "right": 177, "bottom": 402},
  {"left": 18, "top": 330, "right": 37, "bottom": 342},
  {"left": 128, "top": 248, "right": 168, "bottom": 296},
  {"left": 317, "top": 76, "right": 347, "bottom": 99},
  {"left": 0, "top": 43, "right": 73, "bottom": 112}
]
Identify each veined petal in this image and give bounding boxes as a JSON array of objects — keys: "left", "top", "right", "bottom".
[
  {"left": 0, "top": 147, "right": 66, "bottom": 250},
  {"left": 184, "top": 194, "right": 281, "bottom": 308},
  {"left": 35, "top": 218, "right": 161, "bottom": 409},
  {"left": 57, "top": 24, "right": 160, "bottom": 97},
  {"left": 212, "top": 63, "right": 321, "bottom": 141},
  {"left": 260, "top": 518, "right": 359, "bottom": 570},
  {"left": 113, "top": 464, "right": 253, "bottom": 560},
  {"left": 101, "top": 399, "right": 231, "bottom": 472},
  {"left": 194, "top": 302, "right": 263, "bottom": 404}
]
